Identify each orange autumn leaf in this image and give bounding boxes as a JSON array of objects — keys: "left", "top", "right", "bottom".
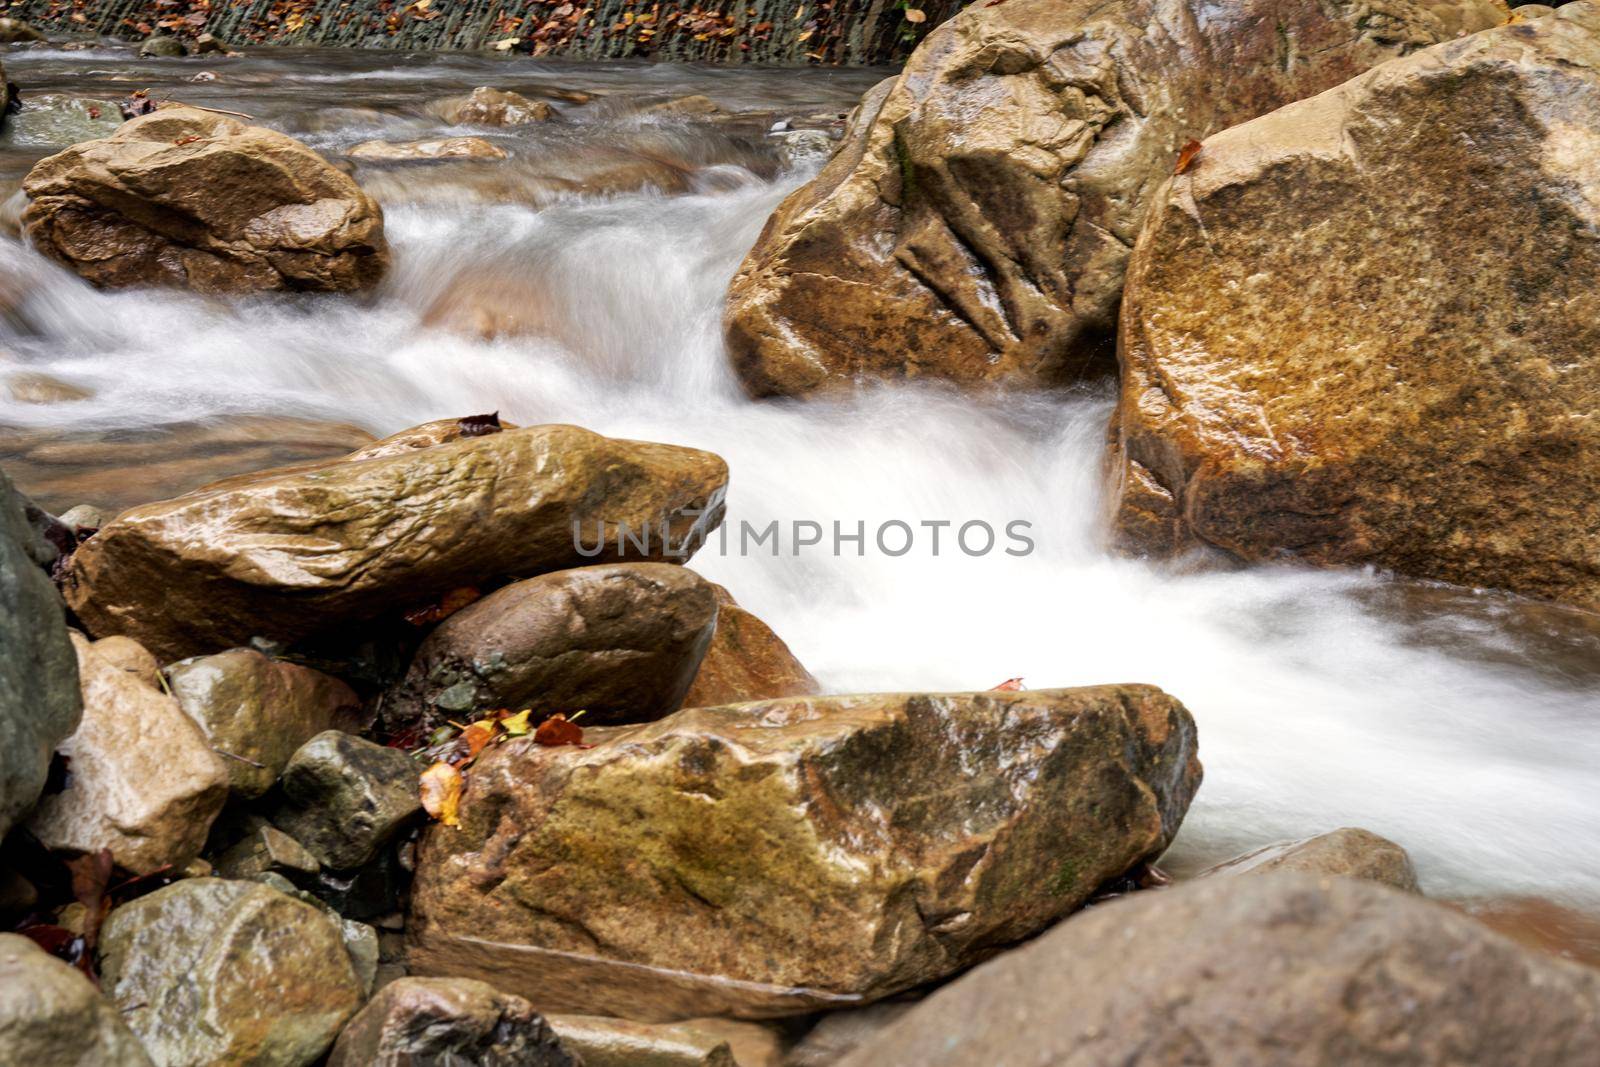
[
  {"left": 534, "top": 713, "right": 585, "bottom": 747},
  {"left": 1174, "top": 139, "right": 1203, "bottom": 175},
  {"left": 403, "top": 586, "right": 482, "bottom": 626},
  {"left": 456, "top": 720, "right": 500, "bottom": 763},
  {"left": 420, "top": 761, "right": 463, "bottom": 826},
  {"left": 991, "top": 677, "right": 1026, "bottom": 691}
]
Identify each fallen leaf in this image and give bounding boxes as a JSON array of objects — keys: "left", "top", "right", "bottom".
[
  {"left": 456, "top": 719, "right": 500, "bottom": 763},
  {"left": 457, "top": 411, "right": 502, "bottom": 437},
  {"left": 1174, "top": 138, "right": 1203, "bottom": 175},
  {"left": 403, "top": 585, "right": 481, "bottom": 626},
  {"left": 904, "top": 8, "right": 927, "bottom": 23},
  {"left": 534, "top": 713, "right": 584, "bottom": 747},
  {"left": 420, "top": 761, "right": 463, "bottom": 826},
  {"left": 991, "top": 677, "right": 1026, "bottom": 691},
  {"left": 501, "top": 709, "right": 533, "bottom": 736}
]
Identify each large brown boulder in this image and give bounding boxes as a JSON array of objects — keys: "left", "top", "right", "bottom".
[
  {"left": 680, "top": 584, "right": 818, "bottom": 709},
  {"left": 383, "top": 562, "right": 719, "bottom": 734},
  {"left": 1110, "top": 3, "right": 1600, "bottom": 610},
  {"left": 0, "top": 934, "right": 155, "bottom": 1067},
  {"left": 22, "top": 107, "right": 388, "bottom": 294},
  {"left": 427, "top": 87, "right": 555, "bottom": 126},
  {"left": 63, "top": 423, "right": 728, "bottom": 661},
  {"left": 409, "top": 685, "right": 1200, "bottom": 1020},
  {"left": 724, "top": 0, "right": 1504, "bottom": 397},
  {"left": 837, "top": 874, "right": 1600, "bottom": 1066}
]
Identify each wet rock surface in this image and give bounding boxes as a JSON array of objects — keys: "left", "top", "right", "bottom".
[
  {"left": 270, "top": 730, "right": 422, "bottom": 870},
  {"left": 0, "top": 470, "right": 80, "bottom": 839},
  {"left": 328, "top": 976, "right": 580, "bottom": 1067},
  {"left": 1201, "top": 827, "right": 1419, "bottom": 891},
  {"left": 166, "top": 648, "right": 362, "bottom": 798},
  {"left": 724, "top": 0, "right": 1503, "bottom": 396},
  {"left": 0, "top": 933, "right": 155, "bottom": 1067},
  {"left": 63, "top": 422, "right": 728, "bottom": 660},
  {"left": 550, "top": 1014, "right": 739, "bottom": 1066},
  {"left": 23, "top": 107, "right": 389, "bottom": 294},
  {"left": 26, "top": 632, "right": 227, "bottom": 874},
  {"left": 837, "top": 873, "right": 1600, "bottom": 1067},
  {"left": 681, "top": 584, "right": 818, "bottom": 708},
  {"left": 1111, "top": 3, "right": 1600, "bottom": 610},
  {"left": 409, "top": 685, "right": 1201, "bottom": 1020},
  {"left": 428, "top": 87, "right": 556, "bottom": 126},
  {"left": 100, "top": 878, "right": 365, "bottom": 1067},
  {"left": 349, "top": 136, "right": 509, "bottom": 162},
  {"left": 385, "top": 562, "right": 718, "bottom": 732}
]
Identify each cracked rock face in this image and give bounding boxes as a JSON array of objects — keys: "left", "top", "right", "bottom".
[
  {"left": 835, "top": 874, "right": 1600, "bottom": 1067},
  {"left": 408, "top": 686, "right": 1201, "bottom": 1020},
  {"left": 724, "top": 0, "right": 1504, "bottom": 396},
  {"left": 1110, "top": 3, "right": 1600, "bottom": 611},
  {"left": 23, "top": 107, "right": 388, "bottom": 294}
]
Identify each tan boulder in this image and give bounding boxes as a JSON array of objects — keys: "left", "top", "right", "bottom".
[
  {"left": 26, "top": 632, "right": 228, "bottom": 874},
  {"left": 549, "top": 1015, "right": 738, "bottom": 1066},
  {"left": 409, "top": 685, "right": 1200, "bottom": 1020},
  {"left": 164, "top": 648, "right": 363, "bottom": 797},
  {"left": 348, "top": 137, "right": 509, "bottom": 163},
  {"left": 100, "top": 878, "right": 364, "bottom": 1067},
  {"left": 1200, "top": 828, "right": 1419, "bottom": 891},
  {"left": 63, "top": 422, "right": 728, "bottom": 660},
  {"left": 1110, "top": 3, "right": 1600, "bottom": 610},
  {"left": 22, "top": 107, "right": 388, "bottom": 294},
  {"left": 0, "top": 934, "right": 155, "bottom": 1067},
  {"left": 680, "top": 584, "right": 818, "bottom": 708},
  {"left": 327, "top": 977, "right": 579, "bottom": 1067},
  {"left": 383, "top": 562, "right": 719, "bottom": 733},
  {"left": 724, "top": 0, "right": 1505, "bottom": 396},
  {"left": 836, "top": 874, "right": 1600, "bottom": 1066},
  {"left": 428, "top": 87, "right": 555, "bottom": 126}
]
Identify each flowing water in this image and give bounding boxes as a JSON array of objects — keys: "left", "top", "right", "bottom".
[{"left": 3, "top": 44, "right": 1599, "bottom": 914}]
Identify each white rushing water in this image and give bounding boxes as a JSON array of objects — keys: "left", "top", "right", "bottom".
[{"left": 1, "top": 51, "right": 1597, "bottom": 909}]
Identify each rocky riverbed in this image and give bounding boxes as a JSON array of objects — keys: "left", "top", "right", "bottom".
[{"left": 3, "top": 3, "right": 1600, "bottom": 1065}]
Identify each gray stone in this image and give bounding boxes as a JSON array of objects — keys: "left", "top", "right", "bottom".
[
  {"left": 271, "top": 730, "right": 421, "bottom": 870},
  {"left": 136, "top": 35, "right": 187, "bottom": 58},
  {"left": 0, "top": 933, "right": 155, "bottom": 1067},
  {"left": 326, "top": 977, "right": 580, "bottom": 1067},
  {"left": 214, "top": 824, "right": 322, "bottom": 880},
  {"left": 0, "top": 469, "right": 80, "bottom": 839},
  {"left": 1200, "top": 827, "right": 1419, "bottom": 891}
]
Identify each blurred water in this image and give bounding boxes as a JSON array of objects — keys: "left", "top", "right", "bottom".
[{"left": 2, "top": 44, "right": 1598, "bottom": 907}]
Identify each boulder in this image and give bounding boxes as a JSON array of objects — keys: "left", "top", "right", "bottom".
[
  {"left": 165, "top": 648, "right": 362, "bottom": 798},
  {"left": 63, "top": 422, "right": 729, "bottom": 660},
  {"left": 384, "top": 562, "right": 718, "bottom": 733},
  {"left": 0, "top": 471, "right": 80, "bottom": 839},
  {"left": 549, "top": 1015, "right": 737, "bottom": 1066},
  {"left": 681, "top": 584, "right": 818, "bottom": 708},
  {"left": 327, "top": 977, "right": 579, "bottom": 1067},
  {"left": 724, "top": 0, "right": 1504, "bottom": 396},
  {"left": 137, "top": 34, "right": 187, "bottom": 58},
  {"left": 836, "top": 874, "right": 1600, "bottom": 1066},
  {"left": 26, "top": 632, "right": 227, "bottom": 874},
  {"left": 100, "top": 878, "right": 365, "bottom": 1067},
  {"left": 428, "top": 87, "right": 555, "bottom": 126},
  {"left": 214, "top": 823, "right": 322, "bottom": 880},
  {"left": 784, "top": 1002, "right": 915, "bottom": 1067},
  {"left": 409, "top": 685, "right": 1201, "bottom": 1020},
  {"left": 23, "top": 107, "right": 388, "bottom": 294},
  {"left": 192, "top": 33, "right": 231, "bottom": 55},
  {"left": 0, "top": 18, "right": 44, "bottom": 43},
  {"left": 0, "top": 934, "right": 155, "bottom": 1067},
  {"left": 1201, "top": 828, "right": 1419, "bottom": 891},
  {"left": 349, "top": 137, "right": 509, "bottom": 163},
  {"left": 271, "top": 730, "right": 422, "bottom": 870},
  {"left": 1110, "top": 4, "right": 1600, "bottom": 611}
]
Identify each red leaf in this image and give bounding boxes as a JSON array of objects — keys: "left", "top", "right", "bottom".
[
  {"left": 534, "top": 713, "right": 584, "bottom": 747},
  {"left": 990, "top": 677, "right": 1025, "bottom": 691},
  {"left": 1174, "top": 138, "right": 1203, "bottom": 175}
]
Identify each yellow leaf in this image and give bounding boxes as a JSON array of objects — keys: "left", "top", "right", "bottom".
[
  {"left": 798, "top": 28, "right": 813, "bottom": 41},
  {"left": 904, "top": 8, "right": 927, "bottom": 23},
  {"left": 420, "top": 762, "right": 463, "bottom": 827},
  {"left": 502, "top": 709, "right": 533, "bottom": 736}
]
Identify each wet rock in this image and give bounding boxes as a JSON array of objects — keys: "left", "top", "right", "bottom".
[
  {"left": 385, "top": 562, "right": 718, "bottom": 732},
  {"left": 349, "top": 136, "right": 509, "bottom": 162},
  {"left": 0, "top": 470, "right": 80, "bottom": 839},
  {"left": 26, "top": 632, "right": 227, "bottom": 874},
  {"left": 1201, "top": 828, "right": 1419, "bottom": 891},
  {"left": 836, "top": 873, "right": 1600, "bottom": 1066},
  {"left": 785, "top": 1001, "right": 915, "bottom": 1066},
  {"left": 165, "top": 648, "right": 362, "bottom": 798},
  {"left": 137, "top": 34, "right": 187, "bottom": 58},
  {"left": 271, "top": 730, "right": 421, "bottom": 870},
  {"left": 64, "top": 422, "right": 728, "bottom": 660},
  {"left": 299, "top": 845, "right": 409, "bottom": 921},
  {"left": 644, "top": 94, "right": 723, "bottom": 117},
  {"left": 724, "top": 0, "right": 1503, "bottom": 396},
  {"left": 550, "top": 1015, "right": 737, "bottom": 1066},
  {"left": 100, "top": 878, "right": 364, "bottom": 1067},
  {"left": 55, "top": 503, "right": 103, "bottom": 531},
  {"left": 1111, "top": 5, "right": 1600, "bottom": 611},
  {"left": 409, "top": 685, "right": 1201, "bottom": 1020},
  {"left": 0, "top": 416, "right": 377, "bottom": 516},
  {"left": 428, "top": 87, "right": 555, "bottom": 126},
  {"left": 214, "top": 823, "right": 322, "bottom": 880},
  {"left": 0, "top": 933, "right": 155, "bottom": 1067},
  {"left": 23, "top": 107, "right": 389, "bottom": 294},
  {"left": 5, "top": 94, "right": 123, "bottom": 147},
  {"left": 682, "top": 584, "right": 818, "bottom": 708},
  {"left": 328, "top": 976, "right": 578, "bottom": 1067},
  {"left": 4, "top": 370, "right": 93, "bottom": 405},
  {"left": 421, "top": 267, "right": 561, "bottom": 340},
  {"left": 192, "top": 33, "right": 231, "bottom": 55},
  {"left": 0, "top": 18, "right": 44, "bottom": 43}
]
